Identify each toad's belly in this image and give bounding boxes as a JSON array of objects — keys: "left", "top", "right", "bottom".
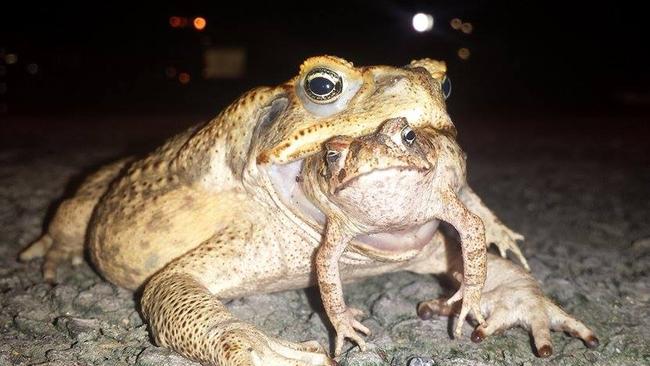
[{"left": 206, "top": 229, "right": 447, "bottom": 300}]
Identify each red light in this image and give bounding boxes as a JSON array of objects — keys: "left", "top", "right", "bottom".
[
  {"left": 169, "top": 16, "right": 181, "bottom": 28},
  {"left": 178, "top": 72, "right": 191, "bottom": 84}
]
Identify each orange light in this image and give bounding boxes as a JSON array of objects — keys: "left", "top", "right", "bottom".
[
  {"left": 169, "top": 16, "right": 181, "bottom": 28},
  {"left": 450, "top": 18, "right": 462, "bottom": 30},
  {"left": 193, "top": 17, "right": 206, "bottom": 31},
  {"left": 461, "top": 22, "right": 473, "bottom": 34},
  {"left": 178, "top": 72, "right": 191, "bottom": 84},
  {"left": 458, "top": 48, "right": 471, "bottom": 60}
]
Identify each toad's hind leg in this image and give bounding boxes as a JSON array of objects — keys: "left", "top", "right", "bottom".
[
  {"left": 19, "top": 159, "right": 130, "bottom": 283},
  {"left": 141, "top": 225, "right": 334, "bottom": 366},
  {"left": 20, "top": 198, "right": 94, "bottom": 282},
  {"left": 413, "top": 235, "right": 598, "bottom": 357}
]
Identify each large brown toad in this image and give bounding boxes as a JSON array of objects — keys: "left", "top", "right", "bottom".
[{"left": 20, "top": 56, "right": 596, "bottom": 365}]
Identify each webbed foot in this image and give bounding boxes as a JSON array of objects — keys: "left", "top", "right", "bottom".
[{"left": 470, "top": 288, "right": 598, "bottom": 357}]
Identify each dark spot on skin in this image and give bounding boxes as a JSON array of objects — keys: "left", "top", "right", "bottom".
[
  {"left": 104, "top": 245, "right": 119, "bottom": 259},
  {"left": 147, "top": 212, "right": 165, "bottom": 231},
  {"left": 295, "top": 175, "right": 303, "bottom": 183},
  {"left": 182, "top": 195, "right": 195, "bottom": 210},
  {"left": 337, "top": 168, "right": 347, "bottom": 181}
]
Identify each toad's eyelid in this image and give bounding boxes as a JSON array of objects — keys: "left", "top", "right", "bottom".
[{"left": 307, "top": 71, "right": 335, "bottom": 81}]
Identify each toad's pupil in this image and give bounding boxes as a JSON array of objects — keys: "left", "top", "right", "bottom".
[
  {"left": 309, "top": 77, "right": 334, "bottom": 96},
  {"left": 442, "top": 76, "right": 452, "bottom": 100},
  {"left": 326, "top": 150, "right": 340, "bottom": 163},
  {"left": 404, "top": 130, "right": 416, "bottom": 143}
]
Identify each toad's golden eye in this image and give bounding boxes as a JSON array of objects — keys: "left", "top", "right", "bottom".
[{"left": 304, "top": 68, "right": 343, "bottom": 103}]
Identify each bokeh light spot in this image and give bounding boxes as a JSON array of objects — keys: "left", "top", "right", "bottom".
[
  {"left": 26, "top": 63, "right": 39, "bottom": 75},
  {"left": 461, "top": 22, "right": 474, "bottom": 34},
  {"left": 178, "top": 72, "right": 191, "bottom": 84},
  {"left": 412, "top": 13, "right": 434, "bottom": 32},
  {"left": 458, "top": 48, "right": 471, "bottom": 60},
  {"left": 5, "top": 54, "right": 18, "bottom": 65},
  {"left": 450, "top": 18, "right": 462, "bottom": 30},
  {"left": 169, "top": 16, "right": 181, "bottom": 28},
  {"left": 193, "top": 17, "right": 206, "bottom": 31}
]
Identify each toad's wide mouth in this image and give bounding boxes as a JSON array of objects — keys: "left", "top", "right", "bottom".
[
  {"left": 265, "top": 160, "right": 438, "bottom": 254},
  {"left": 332, "top": 165, "right": 432, "bottom": 195}
]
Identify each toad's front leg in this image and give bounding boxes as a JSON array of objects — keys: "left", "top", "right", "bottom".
[
  {"left": 315, "top": 219, "right": 370, "bottom": 356},
  {"left": 458, "top": 185, "right": 529, "bottom": 270},
  {"left": 435, "top": 189, "right": 487, "bottom": 337},
  {"left": 141, "top": 224, "right": 334, "bottom": 366}
]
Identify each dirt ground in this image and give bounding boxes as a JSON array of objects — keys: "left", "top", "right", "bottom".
[{"left": 1, "top": 112, "right": 648, "bottom": 366}]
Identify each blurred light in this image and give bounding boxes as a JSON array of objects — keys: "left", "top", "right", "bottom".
[
  {"left": 178, "top": 72, "right": 191, "bottom": 84},
  {"left": 193, "top": 17, "right": 206, "bottom": 31},
  {"left": 165, "top": 66, "right": 177, "bottom": 79},
  {"left": 169, "top": 16, "right": 182, "bottom": 28},
  {"left": 203, "top": 48, "right": 246, "bottom": 79},
  {"left": 170, "top": 16, "right": 189, "bottom": 28},
  {"left": 461, "top": 22, "right": 473, "bottom": 34},
  {"left": 458, "top": 48, "right": 471, "bottom": 60},
  {"left": 412, "top": 13, "right": 434, "bottom": 32},
  {"left": 450, "top": 18, "right": 462, "bottom": 30},
  {"left": 5, "top": 54, "right": 17, "bottom": 65},
  {"left": 0, "top": 82, "right": 6, "bottom": 94},
  {"left": 26, "top": 63, "right": 38, "bottom": 75}
]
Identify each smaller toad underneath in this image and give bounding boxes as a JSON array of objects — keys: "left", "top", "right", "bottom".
[
  {"left": 300, "top": 117, "right": 492, "bottom": 354},
  {"left": 299, "top": 117, "right": 596, "bottom": 357}
]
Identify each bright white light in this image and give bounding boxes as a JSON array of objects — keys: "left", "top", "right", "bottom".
[{"left": 412, "top": 13, "right": 434, "bottom": 32}]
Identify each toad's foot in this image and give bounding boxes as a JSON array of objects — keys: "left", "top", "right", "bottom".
[
  {"left": 471, "top": 285, "right": 599, "bottom": 358},
  {"left": 486, "top": 224, "right": 529, "bottom": 270},
  {"left": 228, "top": 329, "right": 335, "bottom": 366},
  {"left": 331, "top": 307, "right": 371, "bottom": 356},
  {"left": 418, "top": 266, "right": 599, "bottom": 358},
  {"left": 445, "top": 279, "right": 486, "bottom": 338},
  {"left": 19, "top": 233, "right": 84, "bottom": 283}
]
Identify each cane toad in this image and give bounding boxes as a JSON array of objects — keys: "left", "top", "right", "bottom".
[{"left": 20, "top": 56, "right": 596, "bottom": 365}]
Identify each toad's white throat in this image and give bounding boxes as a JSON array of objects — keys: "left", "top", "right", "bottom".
[{"left": 265, "top": 160, "right": 438, "bottom": 253}]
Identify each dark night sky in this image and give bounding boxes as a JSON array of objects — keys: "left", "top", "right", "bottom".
[{"left": 1, "top": 1, "right": 649, "bottom": 117}]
